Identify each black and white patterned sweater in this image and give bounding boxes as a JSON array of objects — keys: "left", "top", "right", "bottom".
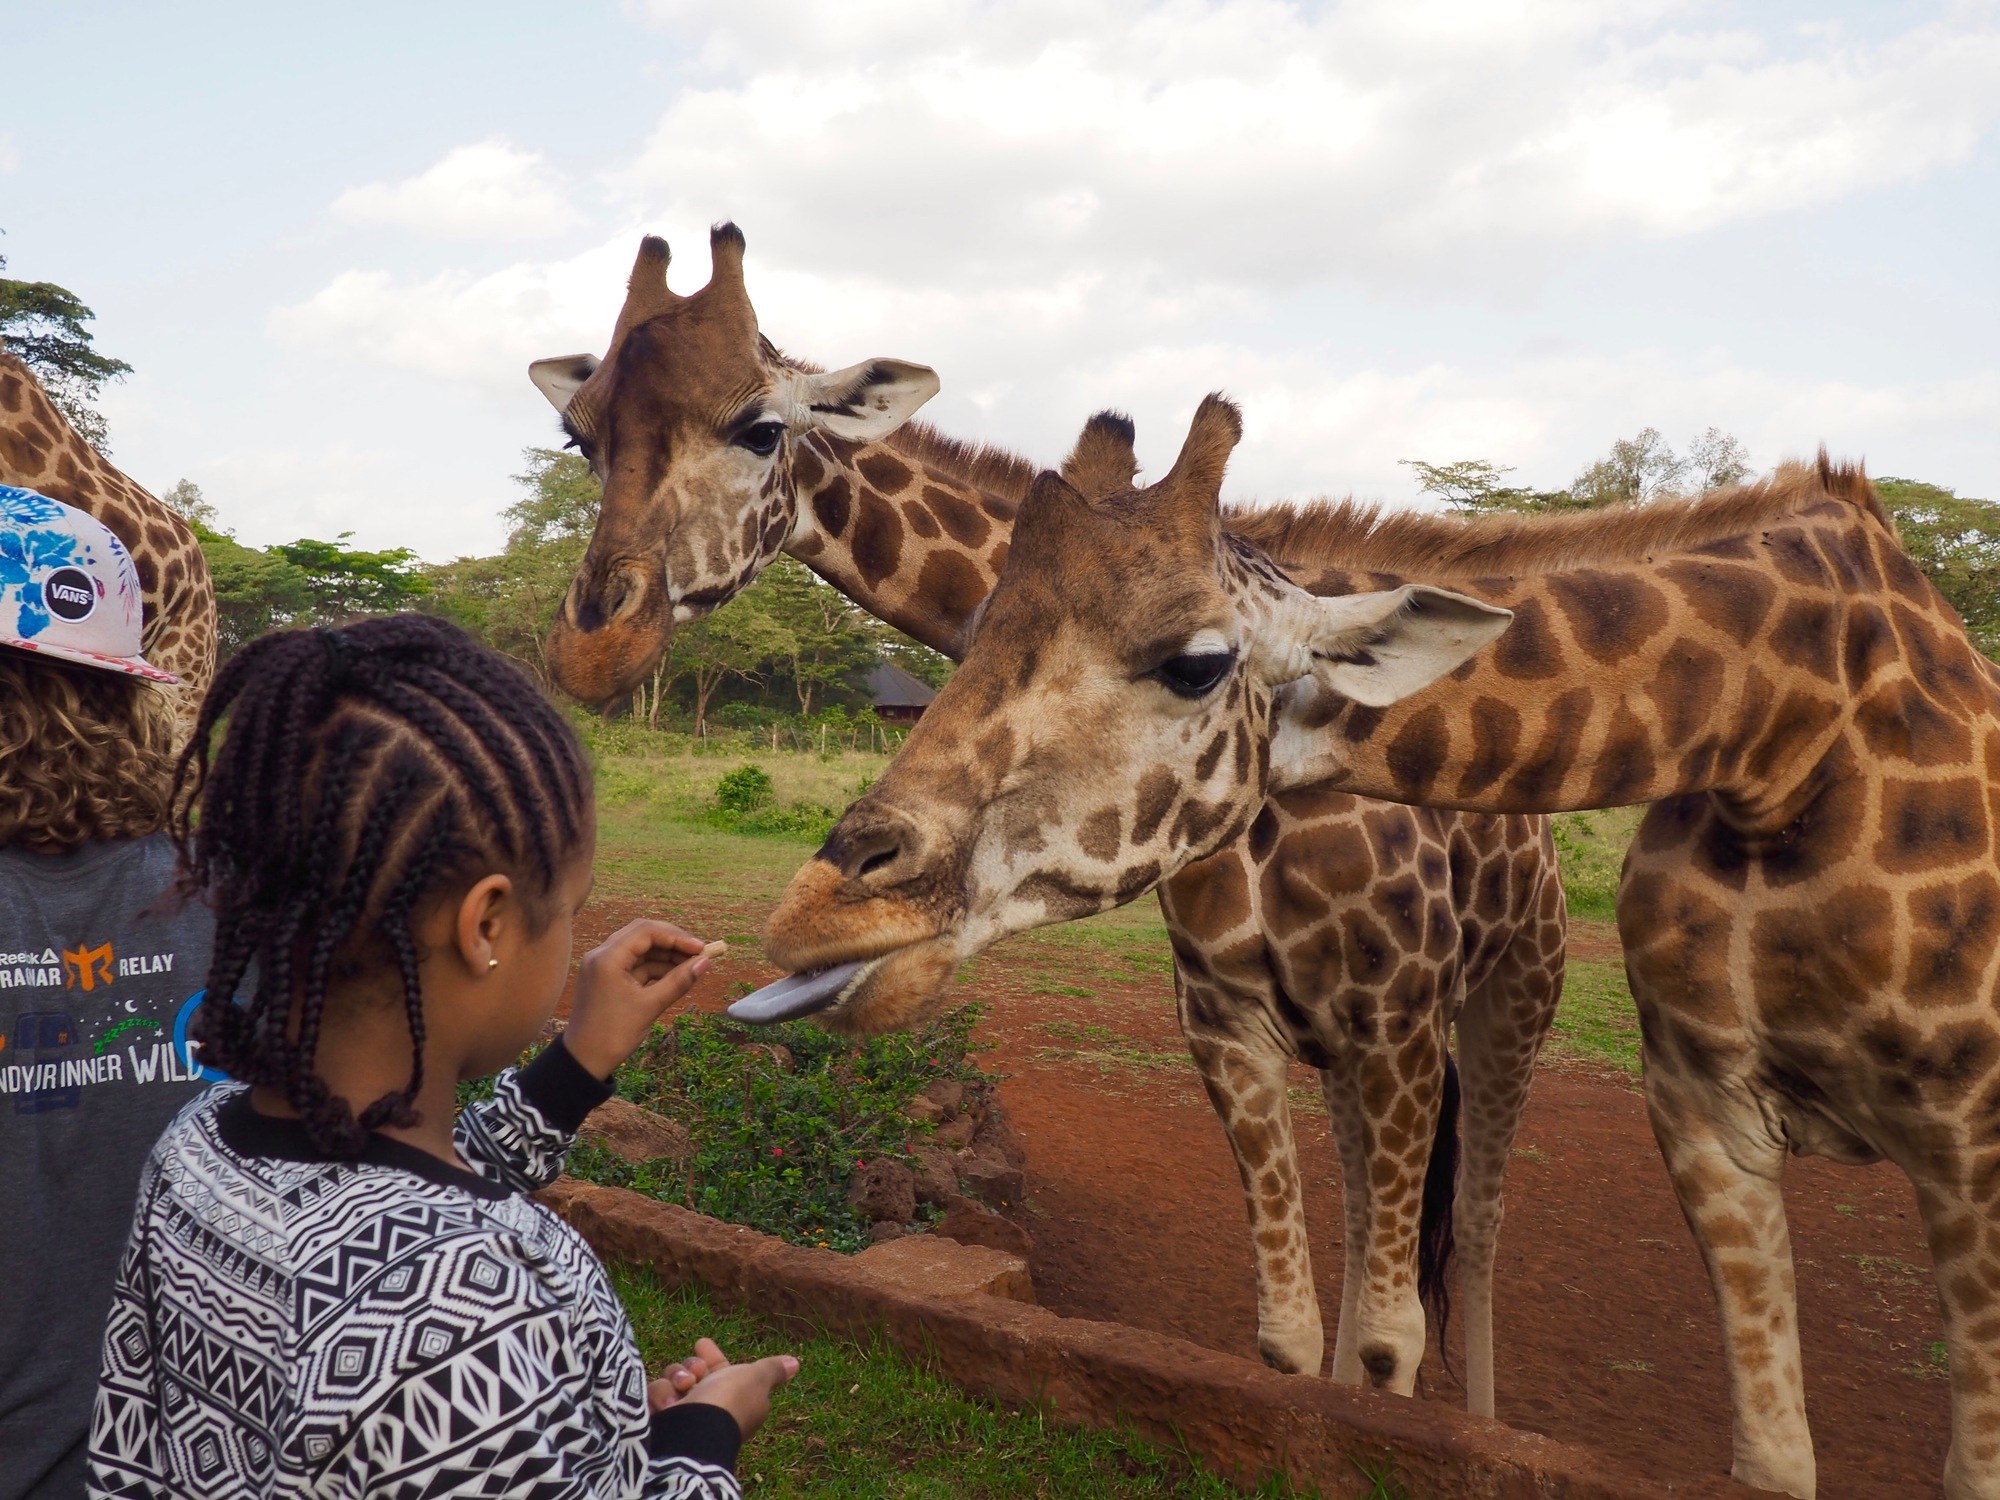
[{"left": 88, "top": 1042, "right": 743, "bottom": 1500}]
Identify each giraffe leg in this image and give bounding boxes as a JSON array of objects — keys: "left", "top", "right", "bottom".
[
  {"left": 1913, "top": 1178, "right": 2000, "bottom": 1499},
  {"left": 1321, "top": 1059, "right": 1372, "bottom": 1385},
  {"left": 1320, "top": 1031, "right": 1444, "bottom": 1397},
  {"left": 1644, "top": 1064, "right": 1814, "bottom": 1497},
  {"left": 1183, "top": 1025, "right": 1324, "bottom": 1374},
  {"left": 1454, "top": 928, "right": 1562, "bottom": 1419}
]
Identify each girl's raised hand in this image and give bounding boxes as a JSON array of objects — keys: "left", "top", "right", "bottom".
[{"left": 563, "top": 918, "right": 715, "bottom": 1080}]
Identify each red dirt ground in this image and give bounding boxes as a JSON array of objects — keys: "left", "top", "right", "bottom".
[{"left": 573, "top": 903, "right": 1952, "bottom": 1498}]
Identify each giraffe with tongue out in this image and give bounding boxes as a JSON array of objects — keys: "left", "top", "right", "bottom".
[{"left": 758, "top": 391, "right": 2000, "bottom": 1500}]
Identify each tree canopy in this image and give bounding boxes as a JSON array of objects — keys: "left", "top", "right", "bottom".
[
  {"left": 0, "top": 248, "right": 131, "bottom": 449},
  {"left": 162, "top": 479, "right": 428, "bottom": 656},
  {"left": 1874, "top": 477, "right": 2000, "bottom": 658}
]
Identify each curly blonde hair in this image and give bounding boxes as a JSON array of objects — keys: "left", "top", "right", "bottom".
[{"left": 0, "top": 649, "right": 177, "bottom": 851}]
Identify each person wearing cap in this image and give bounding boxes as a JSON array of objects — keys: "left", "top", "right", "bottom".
[{"left": 0, "top": 485, "right": 215, "bottom": 1500}]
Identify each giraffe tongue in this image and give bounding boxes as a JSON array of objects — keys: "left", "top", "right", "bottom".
[{"left": 727, "top": 961, "right": 868, "bottom": 1025}]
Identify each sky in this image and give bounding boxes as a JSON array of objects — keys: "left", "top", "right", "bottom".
[{"left": 3, "top": 0, "right": 1998, "bottom": 561}]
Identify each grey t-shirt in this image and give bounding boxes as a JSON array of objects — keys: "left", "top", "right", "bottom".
[{"left": 0, "top": 835, "right": 214, "bottom": 1500}]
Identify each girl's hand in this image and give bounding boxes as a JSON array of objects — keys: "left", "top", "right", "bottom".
[
  {"left": 650, "top": 1338, "right": 798, "bottom": 1438},
  {"left": 563, "top": 919, "right": 713, "bottom": 1080}
]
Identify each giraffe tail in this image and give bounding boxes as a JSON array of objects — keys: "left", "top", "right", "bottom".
[{"left": 1418, "top": 1049, "right": 1460, "bottom": 1381}]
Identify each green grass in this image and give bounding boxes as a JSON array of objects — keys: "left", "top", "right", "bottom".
[
  {"left": 614, "top": 1265, "right": 1319, "bottom": 1498},
  {"left": 1550, "top": 960, "right": 1643, "bottom": 1074},
  {"left": 1548, "top": 807, "right": 1643, "bottom": 921},
  {"left": 1906, "top": 1340, "right": 1951, "bottom": 1381},
  {"left": 1037, "top": 1020, "right": 1190, "bottom": 1077}
]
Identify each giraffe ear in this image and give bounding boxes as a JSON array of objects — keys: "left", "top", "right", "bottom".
[
  {"left": 529, "top": 353, "right": 599, "bottom": 414},
  {"left": 790, "top": 359, "right": 940, "bottom": 441},
  {"left": 1294, "top": 585, "right": 1512, "bottom": 707}
]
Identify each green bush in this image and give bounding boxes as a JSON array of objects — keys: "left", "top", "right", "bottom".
[
  {"left": 730, "top": 801, "right": 839, "bottom": 841},
  {"left": 568, "top": 1006, "right": 991, "bottom": 1253},
  {"left": 715, "top": 763, "right": 775, "bottom": 813}
]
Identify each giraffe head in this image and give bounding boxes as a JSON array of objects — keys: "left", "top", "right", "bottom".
[
  {"left": 529, "top": 225, "right": 939, "bottom": 705},
  {"left": 744, "top": 397, "right": 1512, "bottom": 1034}
]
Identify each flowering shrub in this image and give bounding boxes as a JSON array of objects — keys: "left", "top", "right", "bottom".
[{"left": 565, "top": 1005, "right": 990, "bottom": 1253}]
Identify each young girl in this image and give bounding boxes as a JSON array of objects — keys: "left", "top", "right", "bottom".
[{"left": 88, "top": 614, "right": 794, "bottom": 1499}]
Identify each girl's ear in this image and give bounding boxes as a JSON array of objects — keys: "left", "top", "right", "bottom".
[{"left": 453, "top": 874, "right": 516, "bottom": 976}]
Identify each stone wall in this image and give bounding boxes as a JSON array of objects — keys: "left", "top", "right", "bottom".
[{"left": 544, "top": 1179, "right": 1779, "bottom": 1499}]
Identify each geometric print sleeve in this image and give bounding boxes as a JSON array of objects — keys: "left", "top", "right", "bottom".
[
  {"left": 310, "top": 1230, "right": 741, "bottom": 1500},
  {"left": 457, "top": 1039, "right": 614, "bottom": 1195}
]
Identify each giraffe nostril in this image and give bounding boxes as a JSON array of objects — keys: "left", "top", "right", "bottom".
[
  {"left": 822, "top": 822, "right": 910, "bottom": 883},
  {"left": 571, "top": 565, "right": 649, "bottom": 634}
]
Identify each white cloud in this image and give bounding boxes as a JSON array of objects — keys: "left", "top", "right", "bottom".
[
  {"left": 619, "top": 0, "right": 2000, "bottom": 291},
  {"left": 263, "top": 0, "right": 2000, "bottom": 547},
  {"left": 332, "top": 141, "right": 581, "bottom": 239},
  {"left": 0, "top": 134, "right": 18, "bottom": 173},
  {"left": 268, "top": 236, "right": 642, "bottom": 390}
]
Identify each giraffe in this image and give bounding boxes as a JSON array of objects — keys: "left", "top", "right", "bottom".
[
  {"left": 0, "top": 348, "right": 215, "bottom": 731},
  {"left": 758, "top": 391, "right": 2000, "bottom": 1499},
  {"left": 527, "top": 228, "right": 1569, "bottom": 1412}
]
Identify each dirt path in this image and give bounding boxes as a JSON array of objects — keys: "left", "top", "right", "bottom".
[{"left": 579, "top": 902, "right": 1952, "bottom": 1497}]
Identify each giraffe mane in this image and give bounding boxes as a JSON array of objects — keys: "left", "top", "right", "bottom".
[
  {"left": 881, "top": 421, "right": 1040, "bottom": 505},
  {"left": 1223, "top": 454, "right": 1894, "bottom": 579}
]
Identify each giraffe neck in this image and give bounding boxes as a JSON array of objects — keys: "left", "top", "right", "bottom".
[
  {"left": 783, "top": 431, "right": 1016, "bottom": 659},
  {"left": 1285, "top": 501, "right": 1995, "bottom": 824}
]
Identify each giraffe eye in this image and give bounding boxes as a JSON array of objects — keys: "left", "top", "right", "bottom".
[
  {"left": 1151, "top": 650, "right": 1235, "bottom": 698},
  {"left": 735, "top": 420, "right": 786, "bottom": 457}
]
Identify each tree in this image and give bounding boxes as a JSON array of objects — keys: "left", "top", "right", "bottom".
[
  {"left": 879, "top": 632, "right": 955, "bottom": 690},
  {"left": 1399, "top": 459, "right": 1516, "bottom": 509},
  {"left": 199, "top": 531, "right": 315, "bottom": 656},
  {"left": 1682, "top": 427, "right": 1752, "bottom": 492},
  {"left": 160, "top": 478, "right": 219, "bottom": 531},
  {"left": 1570, "top": 426, "right": 1753, "bottom": 506},
  {"left": 0, "top": 249, "right": 131, "bottom": 449},
  {"left": 1400, "top": 457, "right": 1582, "bottom": 514},
  {"left": 1875, "top": 478, "right": 2000, "bottom": 659},
  {"left": 164, "top": 476, "right": 434, "bottom": 656},
  {"left": 424, "top": 448, "right": 598, "bottom": 686},
  {"left": 664, "top": 589, "right": 795, "bottom": 736},
  {"left": 275, "top": 534, "right": 428, "bottom": 618},
  {"left": 1571, "top": 427, "right": 1687, "bottom": 507},
  {"left": 758, "top": 555, "right": 879, "bottom": 715},
  {"left": 1410, "top": 428, "right": 1756, "bottom": 518}
]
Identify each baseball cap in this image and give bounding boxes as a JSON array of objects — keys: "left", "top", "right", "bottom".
[{"left": 0, "top": 484, "right": 179, "bottom": 684}]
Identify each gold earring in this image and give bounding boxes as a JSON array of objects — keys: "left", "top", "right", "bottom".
[{"left": 488, "top": 958, "right": 500, "bottom": 971}]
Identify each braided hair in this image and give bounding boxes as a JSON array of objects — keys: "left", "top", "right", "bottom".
[{"left": 172, "top": 614, "right": 591, "bottom": 1157}]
